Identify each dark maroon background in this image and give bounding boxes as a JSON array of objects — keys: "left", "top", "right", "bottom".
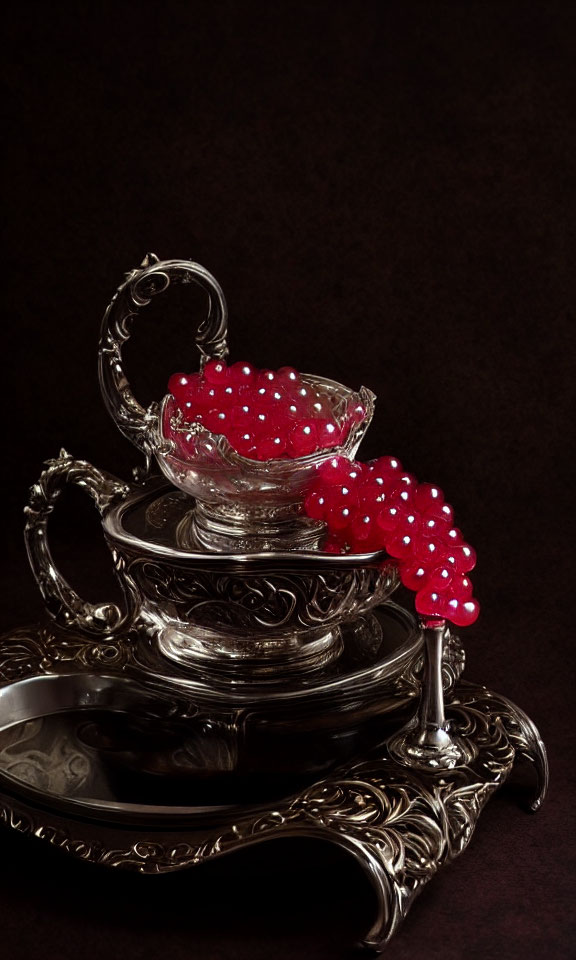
[{"left": 1, "top": 3, "right": 575, "bottom": 958}]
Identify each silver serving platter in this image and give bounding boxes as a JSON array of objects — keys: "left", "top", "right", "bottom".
[{"left": 0, "top": 619, "right": 548, "bottom": 951}]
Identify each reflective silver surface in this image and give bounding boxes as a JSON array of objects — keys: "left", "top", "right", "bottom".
[
  {"left": 0, "top": 669, "right": 548, "bottom": 952},
  {"left": 24, "top": 451, "right": 132, "bottom": 636},
  {"left": 0, "top": 604, "right": 428, "bottom": 790},
  {"left": 388, "top": 622, "right": 476, "bottom": 769},
  {"left": 97, "top": 254, "right": 376, "bottom": 552},
  {"left": 98, "top": 253, "right": 229, "bottom": 465},
  {"left": 24, "top": 453, "right": 400, "bottom": 676},
  {"left": 11, "top": 252, "right": 549, "bottom": 954}
]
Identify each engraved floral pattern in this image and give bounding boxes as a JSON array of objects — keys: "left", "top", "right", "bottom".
[
  {"left": 128, "top": 558, "right": 398, "bottom": 633},
  {"left": 0, "top": 684, "right": 547, "bottom": 950}
]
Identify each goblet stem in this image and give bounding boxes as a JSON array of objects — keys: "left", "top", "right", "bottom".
[{"left": 388, "top": 618, "right": 474, "bottom": 769}]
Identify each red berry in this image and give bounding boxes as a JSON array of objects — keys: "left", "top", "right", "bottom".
[
  {"left": 294, "top": 384, "right": 311, "bottom": 402},
  {"left": 288, "top": 420, "right": 319, "bottom": 457},
  {"left": 203, "top": 409, "right": 229, "bottom": 433},
  {"left": 368, "top": 456, "right": 403, "bottom": 481},
  {"left": 392, "top": 472, "right": 417, "bottom": 504},
  {"left": 323, "top": 482, "right": 358, "bottom": 508},
  {"left": 253, "top": 410, "right": 271, "bottom": 433},
  {"left": 413, "top": 536, "right": 444, "bottom": 565},
  {"left": 228, "top": 361, "right": 256, "bottom": 385},
  {"left": 181, "top": 400, "right": 201, "bottom": 423},
  {"left": 375, "top": 503, "right": 402, "bottom": 533},
  {"left": 426, "top": 564, "right": 453, "bottom": 591},
  {"left": 350, "top": 511, "right": 376, "bottom": 542},
  {"left": 385, "top": 530, "right": 416, "bottom": 559},
  {"left": 444, "top": 526, "right": 463, "bottom": 545},
  {"left": 304, "top": 491, "right": 329, "bottom": 520},
  {"left": 220, "top": 384, "right": 240, "bottom": 407},
  {"left": 195, "top": 382, "right": 222, "bottom": 408},
  {"left": 359, "top": 467, "right": 399, "bottom": 505},
  {"left": 347, "top": 402, "right": 366, "bottom": 426},
  {"left": 257, "top": 434, "right": 287, "bottom": 460},
  {"left": 328, "top": 504, "right": 354, "bottom": 531},
  {"left": 421, "top": 515, "right": 452, "bottom": 538},
  {"left": 414, "top": 482, "right": 444, "bottom": 513},
  {"left": 229, "top": 430, "right": 258, "bottom": 458},
  {"left": 203, "top": 359, "right": 229, "bottom": 384},
  {"left": 399, "top": 560, "right": 429, "bottom": 591},
  {"left": 317, "top": 457, "right": 348, "bottom": 483},
  {"left": 286, "top": 401, "right": 304, "bottom": 419},
  {"left": 258, "top": 369, "right": 278, "bottom": 385},
  {"left": 444, "top": 543, "right": 477, "bottom": 573},
  {"left": 277, "top": 366, "right": 301, "bottom": 384},
  {"left": 168, "top": 372, "right": 196, "bottom": 403},
  {"left": 310, "top": 395, "right": 333, "bottom": 416},
  {"left": 230, "top": 403, "right": 254, "bottom": 427},
  {"left": 425, "top": 500, "right": 454, "bottom": 524},
  {"left": 450, "top": 573, "right": 474, "bottom": 600},
  {"left": 415, "top": 588, "right": 450, "bottom": 619},
  {"left": 317, "top": 456, "right": 359, "bottom": 485},
  {"left": 445, "top": 597, "right": 480, "bottom": 627},
  {"left": 396, "top": 511, "right": 422, "bottom": 537},
  {"left": 316, "top": 419, "right": 342, "bottom": 449}
]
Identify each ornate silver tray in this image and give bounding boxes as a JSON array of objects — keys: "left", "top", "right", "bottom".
[
  {"left": 0, "top": 255, "right": 549, "bottom": 953},
  {"left": 0, "top": 617, "right": 547, "bottom": 951}
]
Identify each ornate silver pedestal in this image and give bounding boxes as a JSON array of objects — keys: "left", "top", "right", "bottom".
[
  {"left": 0, "top": 618, "right": 547, "bottom": 952},
  {"left": 2, "top": 254, "right": 548, "bottom": 952}
]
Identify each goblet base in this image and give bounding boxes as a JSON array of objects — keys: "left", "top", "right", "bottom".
[
  {"left": 387, "top": 719, "right": 478, "bottom": 770},
  {"left": 182, "top": 498, "right": 325, "bottom": 553}
]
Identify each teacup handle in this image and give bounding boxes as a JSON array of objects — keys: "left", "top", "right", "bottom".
[
  {"left": 24, "top": 450, "right": 133, "bottom": 636},
  {"left": 98, "top": 253, "right": 229, "bottom": 460}
]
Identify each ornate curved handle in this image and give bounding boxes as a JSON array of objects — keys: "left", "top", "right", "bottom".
[
  {"left": 24, "top": 451, "right": 133, "bottom": 635},
  {"left": 98, "top": 253, "right": 229, "bottom": 459}
]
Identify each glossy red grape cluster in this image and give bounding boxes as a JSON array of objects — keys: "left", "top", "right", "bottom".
[
  {"left": 304, "top": 455, "right": 480, "bottom": 627},
  {"left": 167, "top": 360, "right": 364, "bottom": 461}
]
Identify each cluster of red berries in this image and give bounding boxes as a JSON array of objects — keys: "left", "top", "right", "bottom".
[
  {"left": 167, "top": 360, "right": 364, "bottom": 461},
  {"left": 165, "top": 361, "right": 478, "bottom": 627},
  {"left": 304, "top": 456, "right": 480, "bottom": 627}
]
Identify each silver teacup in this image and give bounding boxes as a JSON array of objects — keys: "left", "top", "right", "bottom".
[{"left": 25, "top": 454, "right": 398, "bottom": 677}]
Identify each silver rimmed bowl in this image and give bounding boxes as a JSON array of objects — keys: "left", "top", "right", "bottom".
[{"left": 98, "top": 254, "right": 375, "bottom": 552}]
